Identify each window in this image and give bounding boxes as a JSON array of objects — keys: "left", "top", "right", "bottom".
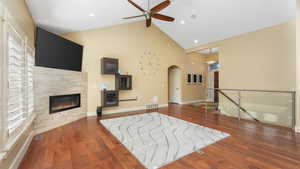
[
  {"left": 209, "top": 62, "right": 220, "bottom": 71},
  {"left": 0, "top": 11, "right": 35, "bottom": 152},
  {"left": 7, "top": 29, "right": 26, "bottom": 134},
  {"left": 25, "top": 46, "right": 34, "bottom": 118}
]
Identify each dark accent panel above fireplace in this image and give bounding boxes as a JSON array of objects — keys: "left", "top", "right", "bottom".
[{"left": 49, "top": 94, "right": 81, "bottom": 114}]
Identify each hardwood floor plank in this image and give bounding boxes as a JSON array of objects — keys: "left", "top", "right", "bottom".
[{"left": 18, "top": 104, "right": 300, "bottom": 169}]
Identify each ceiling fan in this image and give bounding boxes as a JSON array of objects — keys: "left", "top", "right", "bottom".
[{"left": 123, "top": 0, "right": 175, "bottom": 28}]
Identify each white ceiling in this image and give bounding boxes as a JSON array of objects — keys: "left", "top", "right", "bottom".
[{"left": 26, "top": 0, "right": 296, "bottom": 49}]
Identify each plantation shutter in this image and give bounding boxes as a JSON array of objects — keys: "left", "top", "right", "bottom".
[
  {"left": 7, "top": 29, "right": 26, "bottom": 134},
  {"left": 25, "top": 47, "right": 34, "bottom": 117}
]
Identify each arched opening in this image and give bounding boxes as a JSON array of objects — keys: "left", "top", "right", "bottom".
[{"left": 168, "top": 65, "right": 181, "bottom": 104}]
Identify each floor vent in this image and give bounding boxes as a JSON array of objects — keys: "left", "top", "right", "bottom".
[
  {"left": 196, "top": 149, "right": 205, "bottom": 155},
  {"left": 146, "top": 104, "right": 159, "bottom": 110}
]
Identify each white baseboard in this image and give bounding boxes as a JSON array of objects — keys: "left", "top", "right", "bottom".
[
  {"left": 180, "top": 99, "right": 205, "bottom": 105},
  {"left": 87, "top": 104, "right": 169, "bottom": 117},
  {"left": 295, "top": 126, "right": 300, "bottom": 133},
  {"left": 8, "top": 131, "right": 35, "bottom": 169}
]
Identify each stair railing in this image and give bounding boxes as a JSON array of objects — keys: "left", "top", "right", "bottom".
[{"left": 208, "top": 88, "right": 296, "bottom": 129}]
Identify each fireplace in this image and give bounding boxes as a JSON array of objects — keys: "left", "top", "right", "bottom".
[{"left": 49, "top": 94, "right": 81, "bottom": 114}]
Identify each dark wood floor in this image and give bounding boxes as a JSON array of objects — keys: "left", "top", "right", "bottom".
[{"left": 19, "top": 104, "right": 300, "bottom": 169}]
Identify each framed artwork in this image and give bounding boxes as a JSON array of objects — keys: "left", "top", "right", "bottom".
[
  {"left": 193, "top": 74, "right": 197, "bottom": 84},
  {"left": 198, "top": 74, "right": 203, "bottom": 84},
  {"left": 187, "top": 73, "right": 192, "bottom": 84}
]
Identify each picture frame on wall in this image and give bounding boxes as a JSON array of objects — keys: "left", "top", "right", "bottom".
[
  {"left": 187, "top": 73, "right": 192, "bottom": 84},
  {"left": 198, "top": 74, "right": 203, "bottom": 84},
  {"left": 193, "top": 74, "right": 197, "bottom": 84}
]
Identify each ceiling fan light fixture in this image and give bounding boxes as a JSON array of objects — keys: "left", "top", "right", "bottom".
[{"left": 124, "top": 0, "right": 174, "bottom": 28}]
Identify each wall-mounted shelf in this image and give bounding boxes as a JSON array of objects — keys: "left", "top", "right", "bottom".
[
  {"left": 101, "top": 90, "right": 119, "bottom": 107},
  {"left": 116, "top": 74, "right": 132, "bottom": 90},
  {"left": 100, "top": 58, "right": 133, "bottom": 108},
  {"left": 101, "top": 57, "right": 118, "bottom": 74}
]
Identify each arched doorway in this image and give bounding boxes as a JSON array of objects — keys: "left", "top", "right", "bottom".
[{"left": 168, "top": 65, "right": 181, "bottom": 104}]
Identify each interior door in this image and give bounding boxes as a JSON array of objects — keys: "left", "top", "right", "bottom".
[
  {"left": 169, "top": 68, "right": 181, "bottom": 104},
  {"left": 214, "top": 71, "right": 219, "bottom": 103},
  {"left": 208, "top": 71, "right": 214, "bottom": 101}
]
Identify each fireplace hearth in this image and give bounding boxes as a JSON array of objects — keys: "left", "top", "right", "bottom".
[{"left": 50, "top": 94, "right": 81, "bottom": 114}]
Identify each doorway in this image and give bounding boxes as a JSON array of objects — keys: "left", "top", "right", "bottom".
[
  {"left": 168, "top": 66, "right": 181, "bottom": 104},
  {"left": 214, "top": 71, "right": 219, "bottom": 103},
  {"left": 207, "top": 66, "right": 219, "bottom": 103}
]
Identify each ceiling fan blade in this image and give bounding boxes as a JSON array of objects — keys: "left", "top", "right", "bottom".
[
  {"left": 150, "top": 0, "right": 171, "bottom": 13},
  {"left": 122, "top": 15, "right": 145, "bottom": 19},
  {"left": 146, "top": 17, "right": 152, "bottom": 27},
  {"left": 128, "top": 0, "right": 145, "bottom": 12},
  {"left": 152, "top": 13, "right": 175, "bottom": 22}
]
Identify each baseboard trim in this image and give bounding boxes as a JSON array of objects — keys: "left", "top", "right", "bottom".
[
  {"left": 8, "top": 131, "right": 35, "bottom": 169},
  {"left": 87, "top": 104, "right": 169, "bottom": 116},
  {"left": 180, "top": 99, "right": 205, "bottom": 105},
  {"left": 295, "top": 126, "right": 300, "bottom": 133}
]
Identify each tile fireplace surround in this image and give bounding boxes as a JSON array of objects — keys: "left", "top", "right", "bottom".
[{"left": 34, "top": 66, "right": 88, "bottom": 134}]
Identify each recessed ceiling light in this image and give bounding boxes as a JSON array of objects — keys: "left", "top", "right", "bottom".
[
  {"left": 180, "top": 20, "right": 185, "bottom": 24},
  {"left": 191, "top": 14, "right": 197, "bottom": 20},
  {"left": 89, "top": 13, "right": 95, "bottom": 17},
  {"left": 194, "top": 40, "right": 198, "bottom": 44}
]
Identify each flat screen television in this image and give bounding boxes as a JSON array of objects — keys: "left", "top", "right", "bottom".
[{"left": 35, "top": 27, "right": 83, "bottom": 71}]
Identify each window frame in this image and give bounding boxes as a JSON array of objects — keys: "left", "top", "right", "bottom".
[
  {"left": 0, "top": 5, "right": 35, "bottom": 153},
  {"left": 0, "top": 11, "right": 5, "bottom": 153}
]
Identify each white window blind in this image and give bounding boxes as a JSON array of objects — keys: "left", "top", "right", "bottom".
[
  {"left": 25, "top": 47, "right": 34, "bottom": 117},
  {"left": 7, "top": 30, "right": 26, "bottom": 134}
]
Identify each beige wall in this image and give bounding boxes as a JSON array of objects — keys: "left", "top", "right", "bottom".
[
  {"left": 296, "top": 0, "right": 300, "bottom": 131},
  {"left": 183, "top": 52, "right": 207, "bottom": 101},
  {"left": 64, "top": 22, "right": 207, "bottom": 113},
  {"left": 0, "top": 0, "right": 35, "bottom": 169},
  {"left": 205, "top": 53, "right": 219, "bottom": 63},
  {"left": 187, "top": 21, "right": 296, "bottom": 127},
  {"left": 4, "top": 0, "right": 35, "bottom": 44},
  {"left": 189, "top": 21, "right": 296, "bottom": 90}
]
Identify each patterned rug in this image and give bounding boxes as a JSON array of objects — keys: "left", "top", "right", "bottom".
[{"left": 100, "top": 112, "right": 230, "bottom": 169}]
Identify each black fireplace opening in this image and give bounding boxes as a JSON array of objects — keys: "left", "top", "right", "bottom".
[{"left": 49, "top": 94, "right": 81, "bottom": 114}]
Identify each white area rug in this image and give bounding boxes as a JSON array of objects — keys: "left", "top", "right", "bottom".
[{"left": 100, "top": 112, "right": 230, "bottom": 169}]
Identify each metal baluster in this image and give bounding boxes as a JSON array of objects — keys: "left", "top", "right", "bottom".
[
  {"left": 292, "top": 92, "right": 296, "bottom": 129},
  {"left": 238, "top": 91, "right": 241, "bottom": 121}
]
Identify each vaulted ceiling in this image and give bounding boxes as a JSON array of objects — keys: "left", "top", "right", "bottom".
[{"left": 26, "top": 0, "right": 296, "bottom": 49}]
